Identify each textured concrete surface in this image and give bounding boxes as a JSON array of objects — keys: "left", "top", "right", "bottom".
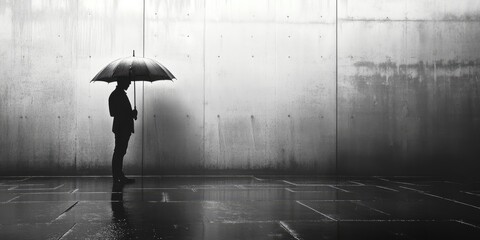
[
  {"left": 1, "top": 176, "right": 480, "bottom": 239},
  {"left": 0, "top": 0, "right": 480, "bottom": 175},
  {"left": 337, "top": 0, "right": 480, "bottom": 175},
  {"left": 0, "top": 0, "right": 336, "bottom": 175}
]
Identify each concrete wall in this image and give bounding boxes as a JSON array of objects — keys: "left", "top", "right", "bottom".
[
  {"left": 0, "top": 0, "right": 145, "bottom": 175},
  {"left": 142, "top": 0, "right": 336, "bottom": 174},
  {"left": 0, "top": 0, "right": 479, "bottom": 175},
  {"left": 0, "top": 0, "right": 336, "bottom": 175},
  {"left": 337, "top": 0, "right": 480, "bottom": 175}
]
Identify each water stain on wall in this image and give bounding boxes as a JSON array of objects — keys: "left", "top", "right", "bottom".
[{"left": 339, "top": 59, "right": 480, "bottom": 175}]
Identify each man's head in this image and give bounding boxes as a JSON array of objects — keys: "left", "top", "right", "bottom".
[{"left": 118, "top": 80, "right": 131, "bottom": 90}]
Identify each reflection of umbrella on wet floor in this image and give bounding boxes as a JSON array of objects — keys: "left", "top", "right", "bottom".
[
  {"left": 91, "top": 50, "right": 176, "bottom": 181},
  {"left": 91, "top": 50, "right": 176, "bottom": 109}
]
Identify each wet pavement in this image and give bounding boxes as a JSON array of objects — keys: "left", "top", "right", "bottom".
[{"left": 1, "top": 176, "right": 480, "bottom": 239}]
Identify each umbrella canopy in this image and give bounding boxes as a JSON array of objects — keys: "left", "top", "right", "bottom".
[
  {"left": 91, "top": 54, "right": 175, "bottom": 83},
  {"left": 90, "top": 51, "right": 176, "bottom": 109}
]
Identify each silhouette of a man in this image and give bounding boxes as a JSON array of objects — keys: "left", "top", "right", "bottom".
[{"left": 109, "top": 79, "right": 137, "bottom": 184}]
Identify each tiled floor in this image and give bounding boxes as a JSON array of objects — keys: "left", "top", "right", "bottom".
[{"left": 1, "top": 176, "right": 480, "bottom": 239}]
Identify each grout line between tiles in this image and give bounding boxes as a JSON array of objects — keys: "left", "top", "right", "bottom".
[
  {"left": 455, "top": 220, "right": 480, "bottom": 230},
  {"left": 400, "top": 186, "right": 480, "bottom": 210},
  {"left": 57, "top": 223, "right": 77, "bottom": 240},
  {"left": 329, "top": 185, "right": 350, "bottom": 193},
  {"left": 296, "top": 200, "right": 337, "bottom": 221},
  {"left": 279, "top": 221, "right": 303, "bottom": 240},
  {"left": 283, "top": 180, "right": 298, "bottom": 186},
  {"left": 376, "top": 186, "right": 399, "bottom": 192},
  {"left": 5, "top": 196, "right": 20, "bottom": 203}
]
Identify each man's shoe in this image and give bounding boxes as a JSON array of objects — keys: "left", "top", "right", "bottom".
[
  {"left": 113, "top": 177, "right": 123, "bottom": 184},
  {"left": 120, "top": 177, "right": 135, "bottom": 184}
]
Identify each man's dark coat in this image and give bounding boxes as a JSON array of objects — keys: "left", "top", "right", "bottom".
[{"left": 109, "top": 86, "right": 134, "bottom": 134}]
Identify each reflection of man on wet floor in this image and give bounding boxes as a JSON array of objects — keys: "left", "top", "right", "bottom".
[
  {"left": 111, "top": 183, "right": 127, "bottom": 218},
  {"left": 111, "top": 183, "right": 133, "bottom": 240},
  {"left": 109, "top": 80, "right": 137, "bottom": 184}
]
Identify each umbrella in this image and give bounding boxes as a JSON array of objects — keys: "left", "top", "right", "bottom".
[{"left": 91, "top": 50, "right": 176, "bottom": 108}]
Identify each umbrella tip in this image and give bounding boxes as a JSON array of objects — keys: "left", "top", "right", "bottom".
[{"left": 133, "top": 50, "right": 135, "bottom": 57}]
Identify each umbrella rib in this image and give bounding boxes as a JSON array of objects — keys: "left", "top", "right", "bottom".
[
  {"left": 91, "top": 58, "right": 122, "bottom": 82},
  {"left": 145, "top": 58, "right": 161, "bottom": 76},
  {"left": 155, "top": 59, "right": 175, "bottom": 79},
  {"left": 148, "top": 58, "right": 167, "bottom": 81},
  {"left": 133, "top": 57, "right": 146, "bottom": 81},
  {"left": 150, "top": 58, "right": 175, "bottom": 80},
  {"left": 110, "top": 58, "right": 128, "bottom": 80},
  {"left": 129, "top": 57, "right": 135, "bottom": 78},
  {"left": 140, "top": 59, "right": 151, "bottom": 81},
  {"left": 113, "top": 57, "right": 135, "bottom": 80}
]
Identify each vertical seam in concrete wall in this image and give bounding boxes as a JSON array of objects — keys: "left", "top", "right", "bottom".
[
  {"left": 142, "top": 0, "right": 146, "bottom": 179},
  {"left": 274, "top": 0, "right": 278, "bottom": 170},
  {"left": 274, "top": 0, "right": 278, "bottom": 169},
  {"left": 143, "top": 0, "right": 146, "bottom": 58},
  {"left": 335, "top": 0, "right": 339, "bottom": 175},
  {"left": 74, "top": 1, "right": 79, "bottom": 174},
  {"left": 202, "top": 0, "right": 207, "bottom": 169}
]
